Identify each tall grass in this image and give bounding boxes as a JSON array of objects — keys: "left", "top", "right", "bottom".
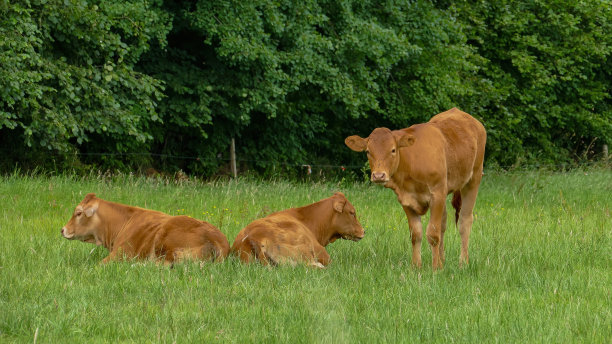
[{"left": 0, "top": 169, "right": 610, "bottom": 343}]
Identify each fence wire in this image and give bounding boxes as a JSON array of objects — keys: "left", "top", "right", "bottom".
[{"left": 72, "top": 151, "right": 610, "bottom": 174}]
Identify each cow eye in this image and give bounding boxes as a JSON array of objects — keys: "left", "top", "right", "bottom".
[
  {"left": 76, "top": 211, "right": 82, "bottom": 217},
  {"left": 391, "top": 148, "right": 396, "bottom": 154}
]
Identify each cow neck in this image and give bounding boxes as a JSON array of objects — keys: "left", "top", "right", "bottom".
[
  {"left": 291, "top": 198, "right": 335, "bottom": 246},
  {"left": 386, "top": 153, "right": 414, "bottom": 195},
  {"left": 97, "top": 200, "right": 138, "bottom": 250},
  {"left": 385, "top": 171, "right": 405, "bottom": 197}
]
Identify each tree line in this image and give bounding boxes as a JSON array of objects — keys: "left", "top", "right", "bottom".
[{"left": 1, "top": 0, "right": 610, "bottom": 176}]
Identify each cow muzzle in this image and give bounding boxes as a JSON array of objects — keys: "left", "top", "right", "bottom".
[
  {"left": 371, "top": 172, "right": 388, "bottom": 184},
  {"left": 61, "top": 227, "right": 73, "bottom": 239},
  {"left": 344, "top": 230, "right": 365, "bottom": 242},
  {"left": 351, "top": 234, "right": 365, "bottom": 242}
]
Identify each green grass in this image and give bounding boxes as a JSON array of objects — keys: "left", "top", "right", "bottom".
[{"left": 0, "top": 169, "right": 610, "bottom": 343}]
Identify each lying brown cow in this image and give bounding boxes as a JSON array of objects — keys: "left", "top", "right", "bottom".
[
  {"left": 231, "top": 192, "right": 365, "bottom": 267},
  {"left": 61, "top": 193, "right": 230, "bottom": 264},
  {"left": 345, "top": 108, "right": 486, "bottom": 269}
]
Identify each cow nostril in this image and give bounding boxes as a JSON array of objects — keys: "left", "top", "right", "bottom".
[{"left": 372, "top": 172, "right": 386, "bottom": 181}]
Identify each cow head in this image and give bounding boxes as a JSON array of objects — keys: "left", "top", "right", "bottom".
[
  {"left": 345, "top": 128, "right": 414, "bottom": 185},
  {"left": 329, "top": 192, "right": 365, "bottom": 242},
  {"left": 61, "top": 193, "right": 101, "bottom": 245}
]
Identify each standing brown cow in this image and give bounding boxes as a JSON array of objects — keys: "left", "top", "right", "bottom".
[
  {"left": 345, "top": 108, "right": 486, "bottom": 269},
  {"left": 61, "top": 193, "right": 230, "bottom": 264}
]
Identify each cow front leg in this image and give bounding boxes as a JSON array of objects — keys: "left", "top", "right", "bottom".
[
  {"left": 100, "top": 247, "right": 128, "bottom": 264},
  {"left": 313, "top": 244, "right": 331, "bottom": 267},
  {"left": 100, "top": 250, "right": 119, "bottom": 264},
  {"left": 403, "top": 206, "right": 423, "bottom": 268},
  {"left": 426, "top": 190, "right": 446, "bottom": 270}
]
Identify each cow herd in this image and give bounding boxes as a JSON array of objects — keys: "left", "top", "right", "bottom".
[{"left": 61, "top": 108, "right": 486, "bottom": 270}]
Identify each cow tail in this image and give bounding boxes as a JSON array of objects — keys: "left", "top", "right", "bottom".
[
  {"left": 248, "top": 239, "right": 278, "bottom": 266},
  {"left": 451, "top": 191, "right": 462, "bottom": 225}
]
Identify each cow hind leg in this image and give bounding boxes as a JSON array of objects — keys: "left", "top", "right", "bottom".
[
  {"left": 232, "top": 237, "right": 263, "bottom": 264},
  {"left": 458, "top": 177, "right": 482, "bottom": 266},
  {"left": 249, "top": 239, "right": 279, "bottom": 266},
  {"left": 234, "top": 243, "right": 255, "bottom": 264},
  {"left": 169, "top": 246, "right": 202, "bottom": 263},
  {"left": 443, "top": 191, "right": 461, "bottom": 265},
  {"left": 201, "top": 241, "right": 228, "bottom": 262},
  {"left": 201, "top": 242, "right": 223, "bottom": 262}
]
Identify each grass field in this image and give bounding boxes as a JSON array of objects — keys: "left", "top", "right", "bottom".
[{"left": 0, "top": 169, "right": 610, "bottom": 343}]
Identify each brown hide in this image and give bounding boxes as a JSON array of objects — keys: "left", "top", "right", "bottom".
[
  {"left": 231, "top": 192, "right": 365, "bottom": 267},
  {"left": 345, "top": 108, "right": 486, "bottom": 269},
  {"left": 61, "top": 194, "right": 230, "bottom": 264}
]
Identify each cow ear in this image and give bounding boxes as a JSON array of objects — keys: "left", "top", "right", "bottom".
[
  {"left": 333, "top": 199, "right": 346, "bottom": 213},
  {"left": 84, "top": 203, "right": 98, "bottom": 217},
  {"left": 83, "top": 193, "right": 97, "bottom": 203},
  {"left": 345, "top": 135, "right": 368, "bottom": 152},
  {"left": 394, "top": 131, "right": 415, "bottom": 148}
]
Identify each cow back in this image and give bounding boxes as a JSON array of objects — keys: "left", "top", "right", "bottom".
[{"left": 428, "top": 108, "right": 486, "bottom": 192}]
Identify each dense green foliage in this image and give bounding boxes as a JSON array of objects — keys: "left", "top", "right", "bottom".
[
  {"left": 1, "top": 0, "right": 610, "bottom": 175},
  {"left": 0, "top": 0, "right": 170, "bottom": 167},
  {"left": 1, "top": 170, "right": 610, "bottom": 342},
  {"left": 451, "top": 0, "right": 612, "bottom": 164}
]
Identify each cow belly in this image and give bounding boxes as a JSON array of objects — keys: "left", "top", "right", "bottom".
[
  {"left": 118, "top": 218, "right": 217, "bottom": 261},
  {"left": 447, "top": 169, "right": 473, "bottom": 194}
]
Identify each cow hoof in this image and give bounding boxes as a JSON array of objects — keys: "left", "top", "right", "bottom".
[{"left": 311, "top": 262, "right": 326, "bottom": 269}]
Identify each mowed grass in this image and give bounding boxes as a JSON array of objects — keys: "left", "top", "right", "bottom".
[{"left": 0, "top": 169, "right": 610, "bottom": 343}]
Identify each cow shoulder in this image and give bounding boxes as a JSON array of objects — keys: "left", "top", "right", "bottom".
[{"left": 399, "top": 124, "right": 447, "bottom": 184}]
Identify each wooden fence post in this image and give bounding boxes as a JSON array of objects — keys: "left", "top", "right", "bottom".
[
  {"left": 230, "top": 138, "right": 237, "bottom": 178},
  {"left": 603, "top": 144, "right": 609, "bottom": 162}
]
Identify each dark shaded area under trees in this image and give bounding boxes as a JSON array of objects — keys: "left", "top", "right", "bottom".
[{"left": 1, "top": 0, "right": 610, "bottom": 177}]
